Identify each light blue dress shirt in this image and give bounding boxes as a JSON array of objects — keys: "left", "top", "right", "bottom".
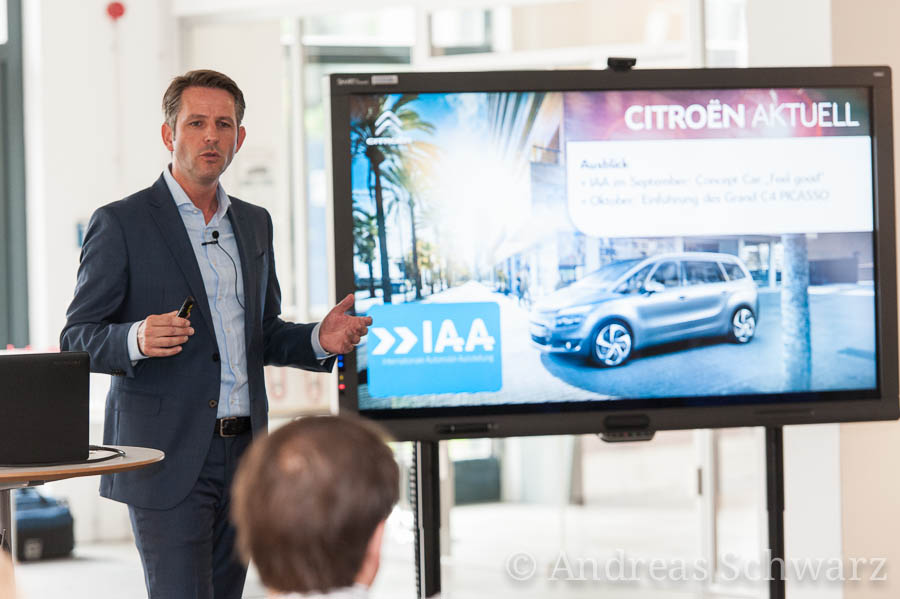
[{"left": 127, "top": 166, "right": 329, "bottom": 418}]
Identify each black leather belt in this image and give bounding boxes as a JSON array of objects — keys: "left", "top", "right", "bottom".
[{"left": 215, "top": 416, "right": 252, "bottom": 438}]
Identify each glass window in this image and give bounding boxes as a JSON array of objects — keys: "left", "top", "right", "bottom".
[
  {"left": 437, "top": 432, "right": 703, "bottom": 598},
  {"left": 720, "top": 261, "right": 746, "bottom": 280},
  {"left": 714, "top": 428, "right": 765, "bottom": 580},
  {"left": 302, "top": 8, "right": 414, "bottom": 46},
  {"left": 0, "top": 0, "right": 7, "bottom": 45},
  {"left": 650, "top": 261, "right": 680, "bottom": 288},
  {"left": 508, "top": 1, "right": 688, "bottom": 52},
  {"left": 615, "top": 264, "right": 653, "bottom": 294},
  {"left": 430, "top": 8, "right": 492, "bottom": 56},
  {"left": 297, "top": 12, "right": 415, "bottom": 316},
  {"left": 577, "top": 259, "right": 642, "bottom": 290},
  {"left": 684, "top": 260, "right": 726, "bottom": 285},
  {"left": 303, "top": 60, "right": 412, "bottom": 316},
  {"left": 704, "top": 0, "right": 748, "bottom": 67},
  {"left": 448, "top": 438, "right": 493, "bottom": 460},
  {"left": 372, "top": 442, "right": 416, "bottom": 597}
]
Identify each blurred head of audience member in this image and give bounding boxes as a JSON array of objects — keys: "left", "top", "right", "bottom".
[{"left": 232, "top": 416, "right": 399, "bottom": 598}]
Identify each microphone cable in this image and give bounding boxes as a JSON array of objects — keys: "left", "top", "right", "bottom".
[{"left": 201, "top": 230, "right": 246, "bottom": 311}]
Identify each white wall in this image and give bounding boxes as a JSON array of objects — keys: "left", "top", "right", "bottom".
[
  {"left": 25, "top": 0, "right": 177, "bottom": 350},
  {"left": 745, "top": 3, "right": 843, "bottom": 598},
  {"left": 830, "top": 3, "right": 900, "bottom": 598},
  {"left": 746, "top": 0, "right": 832, "bottom": 68},
  {"left": 24, "top": 0, "right": 178, "bottom": 542},
  {"left": 748, "top": 2, "right": 900, "bottom": 598},
  {"left": 180, "top": 19, "right": 296, "bottom": 313}
]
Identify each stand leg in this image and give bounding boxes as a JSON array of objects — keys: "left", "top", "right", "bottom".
[
  {"left": 0, "top": 489, "right": 12, "bottom": 558},
  {"left": 766, "top": 427, "right": 785, "bottom": 599},
  {"left": 412, "top": 441, "right": 441, "bottom": 598}
]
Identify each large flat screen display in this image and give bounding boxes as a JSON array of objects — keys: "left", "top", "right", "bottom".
[{"left": 329, "top": 67, "right": 898, "bottom": 441}]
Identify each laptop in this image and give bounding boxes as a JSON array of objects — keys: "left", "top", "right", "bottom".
[{"left": 0, "top": 352, "right": 90, "bottom": 465}]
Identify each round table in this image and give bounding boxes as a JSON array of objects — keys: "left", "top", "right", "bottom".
[{"left": 0, "top": 446, "right": 164, "bottom": 560}]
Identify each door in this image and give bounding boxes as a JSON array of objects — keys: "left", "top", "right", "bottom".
[
  {"left": 635, "top": 260, "right": 688, "bottom": 345},
  {"left": 677, "top": 260, "right": 730, "bottom": 338}
]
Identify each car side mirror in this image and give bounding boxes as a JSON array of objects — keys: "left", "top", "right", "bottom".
[{"left": 644, "top": 281, "right": 665, "bottom": 294}]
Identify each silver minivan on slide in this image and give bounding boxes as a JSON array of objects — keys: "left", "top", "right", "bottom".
[{"left": 530, "top": 252, "right": 759, "bottom": 367}]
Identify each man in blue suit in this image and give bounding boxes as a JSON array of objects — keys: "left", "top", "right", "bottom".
[{"left": 60, "top": 70, "right": 371, "bottom": 599}]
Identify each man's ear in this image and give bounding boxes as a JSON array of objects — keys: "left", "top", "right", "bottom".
[
  {"left": 235, "top": 125, "right": 247, "bottom": 153},
  {"left": 162, "top": 122, "right": 175, "bottom": 152}
]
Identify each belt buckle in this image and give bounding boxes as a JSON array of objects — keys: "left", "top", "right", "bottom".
[{"left": 218, "top": 416, "right": 238, "bottom": 438}]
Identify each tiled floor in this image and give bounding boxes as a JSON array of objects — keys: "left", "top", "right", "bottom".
[{"left": 14, "top": 503, "right": 762, "bottom": 599}]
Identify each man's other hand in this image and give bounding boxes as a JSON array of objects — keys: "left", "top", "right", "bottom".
[
  {"left": 137, "top": 310, "right": 195, "bottom": 357},
  {"left": 319, "top": 293, "right": 373, "bottom": 355}
]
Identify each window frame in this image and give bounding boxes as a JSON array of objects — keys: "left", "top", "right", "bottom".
[
  {"left": 0, "top": 0, "right": 27, "bottom": 346},
  {"left": 649, "top": 260, "right": 683, "bottom": 288},
  {"left": 684, "top": 259, "right": 727, "bottom": 285}
]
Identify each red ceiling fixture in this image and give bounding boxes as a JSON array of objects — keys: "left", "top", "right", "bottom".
[{"left": 106, "top": 2, "right": 125, "bottom": 21}]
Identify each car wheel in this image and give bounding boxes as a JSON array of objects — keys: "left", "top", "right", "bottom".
[
  {"left": 591, "top": 321, "right": 633, "bottom": 367},
  {"left": 730, "top": 307, "right": 756, "bottom": 343}
]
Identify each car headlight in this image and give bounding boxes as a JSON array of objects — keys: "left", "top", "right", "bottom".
[{"left": 556, "top": 305, "right": 592, "bottom": 327}]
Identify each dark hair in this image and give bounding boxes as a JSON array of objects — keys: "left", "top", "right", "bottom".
[
  {"left": 231, "top": 416, "right": 399, "bottom": 594},
  {"left": 162, "top": 69, "right": 246, "bottom": 131}
]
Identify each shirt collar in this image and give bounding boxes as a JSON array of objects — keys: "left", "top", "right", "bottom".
[
  {"left": 162, "top": 164, "right": 231, "bottom": 224},
  {"left": 272, "top": 584, "right": 368, "bottom": 598}
]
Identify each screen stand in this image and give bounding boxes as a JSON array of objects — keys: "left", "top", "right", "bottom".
[
  {"left": 412, "top": 440, "right": 441, "bottom": 598},
  {"left": 766, "top": 426, "right": 786, "bottom": 599},
  {"left": 410, "top": 428, "right": 786, "bottom": 598}
]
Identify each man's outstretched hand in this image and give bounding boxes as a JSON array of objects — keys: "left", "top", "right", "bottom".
[{"left": 319, "top": 293, "right": 373, "bottom": 355}]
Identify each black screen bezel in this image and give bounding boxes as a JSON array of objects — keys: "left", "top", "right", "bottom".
[{"left": 329, "top": 66, "right": 898, "bottom": 441}]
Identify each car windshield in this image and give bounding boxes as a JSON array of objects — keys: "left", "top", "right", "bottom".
[{"left": 575, "top": 259, "right": 643, "bottom": 290}]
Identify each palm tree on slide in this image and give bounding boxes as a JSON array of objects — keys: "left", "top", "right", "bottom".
[
  {"left": 382, "top": 143, "right": 437, "bottom": 301},
  {"left": 351, "top": 94, "right": 434, "bottom": 303},
  {"left": 352, "top": 207, "right": 379, "bottom": 298}
]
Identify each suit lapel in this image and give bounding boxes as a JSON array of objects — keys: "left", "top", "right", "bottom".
[
  {"left": 227, "top": 199, "right": 257, "bottom": 338},
  {"left": 146, "top": 176, "right": 216, "bottom": 335}
]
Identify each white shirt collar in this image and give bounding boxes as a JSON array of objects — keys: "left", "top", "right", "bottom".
[
  {"left": 162, "top": 163, "right": 231, "bottom": 225},
  {"left": 272, "top": 584, "right": 369, "bottom": 599}
]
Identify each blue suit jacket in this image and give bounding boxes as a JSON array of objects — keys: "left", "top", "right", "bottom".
[{"left": 60, "top": 175, "right": 334, "bottom": 510}]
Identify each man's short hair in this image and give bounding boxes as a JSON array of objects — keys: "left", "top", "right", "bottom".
[
  {"left": 231, "top": 416, "right": 399, "bottom": 594},
  {"left": 162, "top": 69, "right": 246, "bottom": 131}
]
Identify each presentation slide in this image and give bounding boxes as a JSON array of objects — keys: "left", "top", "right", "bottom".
[{"left": 348, "top": 87, "right": 877, "bottom": 410}]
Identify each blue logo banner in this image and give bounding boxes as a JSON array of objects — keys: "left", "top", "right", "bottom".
[{"left": 367, "top": 302, "right": 502, "bottom": 398}]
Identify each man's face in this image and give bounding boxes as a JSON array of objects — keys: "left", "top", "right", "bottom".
[{"left": 162, "top": 86, "right": 246, "bottom": 187}]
